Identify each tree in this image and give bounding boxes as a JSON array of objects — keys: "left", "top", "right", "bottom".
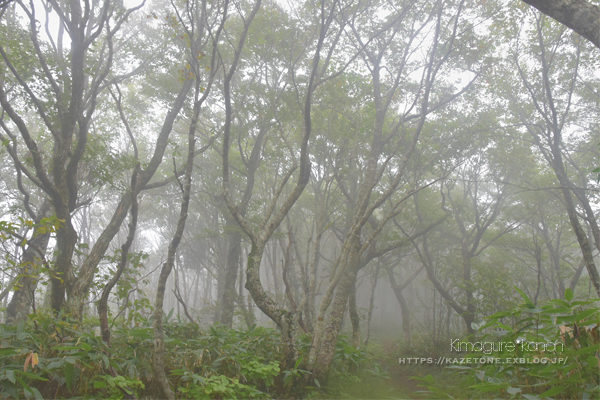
[
  {"left": 213, "top": 0, "right": 297, "bottom": 326},
  {"left": 221, "top": 0, "right": 350, "bottom": 370},
  {"left": 0, "top": 0, "right": 201, "bottom": 319},
  {"left": 510, "top": 11, "right": 600, "bottom": 295},
  {"left": 146, "top": 1, "right": 229, "bottom": 397},
  {"left": 307, "top": 0, "right": 480, "bottom": 381}
]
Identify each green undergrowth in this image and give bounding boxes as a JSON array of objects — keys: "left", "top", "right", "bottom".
[
  {"left": 299, "top": 336, "right": 393, "bottom": 399},
  {"left": 0, "top": 312, "right": 389, "bottom": 399},
  {"left": 414, "top": 288, "right": 600, "bottom": 400},
  {"left": 366, "top": 336, "right": 465, "bottom": 400}
]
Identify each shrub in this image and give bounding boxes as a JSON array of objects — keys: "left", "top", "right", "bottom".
[{"left": 416, "top": 288, "right": 599, "bottom": 399}]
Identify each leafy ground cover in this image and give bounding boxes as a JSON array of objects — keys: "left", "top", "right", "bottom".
[
  {"left": 1, "top": 288, "right": 596, "bottom": 400},
  {"left": 0, "top": 313, "right": 390, "bottom": 399},
  {"left": 413, "top": 289, "right": 599, "bottom": 400}
]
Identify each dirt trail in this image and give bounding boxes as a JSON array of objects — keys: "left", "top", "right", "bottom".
[{"left": 375, "top": 339, "right": 422, "bottom": 399}]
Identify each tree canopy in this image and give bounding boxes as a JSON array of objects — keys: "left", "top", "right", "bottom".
[{"left": 0, "top": 0, "right": 599, "bottom": 398}]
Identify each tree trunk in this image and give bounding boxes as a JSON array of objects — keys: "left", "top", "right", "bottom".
[
  {"left": 521, "top": 0, "right": 600, "bottom": 48},
  {"left": 461, "top": 246, "right": 476, "bottom": 334},
  {"left": 363, "top": 263, "right": 380, "bottom": 348},
  {"left": 99, "top": 168, "right": 139, "bottom": 345},
  {"left": 313, "top": 267, "right": 358, "bottom": 383},
  {"left": 6, "top": 201, "right": 52, "bottom": 324},
  {"left": 552, "top": 157, "right": 600, "bottom": 296},
  {"left": 245, "top": 242, "right": 298, "bottom": 369},
  {"left": 348, "top": 281, "right": 360, "bottom": 348},
  {"left": 219, "top": 232, "right": 242, "bottom": 327},
  {"left": 152, "top": 58, "right": 204, "bottom": 397},
  {"left": 52, "top": 219, "right": 77, "bottom": 314},
  {"left": 388, "top": 268, "right": 413, "bottom": 346}
]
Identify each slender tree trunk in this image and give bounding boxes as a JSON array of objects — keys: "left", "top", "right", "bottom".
[
  {"left": 153, "top": 72, "right": 201, "bottom": 399},
  {"left": 304, "top": 220, "right": 324, "bottom": 333},
  {"left": 212, "top": 237, "right": 226, "bottom": 323},
  {"left": 6, "top": 201, "right": 52, "bottom": 324},
  {"left": 534, "top": 243, "right": 542, "bottom": 304},
  {"left": 388, "top": 269, "right": 412, "bottom": 346},
  {"left": 461, "top": 245, "right": 476, "bottom": 334},
  {"left": 348, "top": 281, "right": 360, "bottom": 348},
  {"left": 553, "top": 160, "right": 600, "bottom": 296},
  {"left": 569, "top": 261, "right": 586, "bottom": 292},
  {"left": 220, "top": 231, "right": 242, "bottom": 327},
  {"left": 99, "top": 170, "right": 139, "bottom": 345},
  {"left": 363, "top": 263, "right": 380, "bottom": 348}
]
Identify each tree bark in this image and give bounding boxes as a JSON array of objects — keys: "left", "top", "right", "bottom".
[
  {"left": 6, "top": 201, "right": 52, "bottom": 324},
  {"left": 313, "top": 265, "right": 359, "bottom": 382},
  {"left": 521, "top": 0, "right": 600, "bottom": 48},
  {"left": 461, "top": 245, "right": 476, "bottom": 334},
  {"left": 348, "top": 281, "right": 360, "bottom": 349},
  {"left": 387, "top": 266, "right": 424, "bottom": 347},
  {"left": 219, "top": 230, "right": 242, "bottom": 327}
]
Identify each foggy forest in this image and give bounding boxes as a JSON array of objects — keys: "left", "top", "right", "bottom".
[{"left": 0, "top": 0, "right": 599, "bottom": 398}]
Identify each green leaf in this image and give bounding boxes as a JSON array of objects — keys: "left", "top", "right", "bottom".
[
  {"left": 16, "top": 320, "right": 24, "bottom": 336},
  {"left": 0, "top": 348, "right": 20, "bottom": 356},
  {"left": 557, "top": 309, "right": 599, "bottom": 323},
  {"left": 549, "top": 299, "right": 571, "bottom": 307},
  {"left": 52, "top": 345, "right": 79, "bottom": 351},
  {"left": 543, "top": 307, "right": 574, "bottom": 314},
  {"left": 46, "top": 360, "right": 65, "bottom": 369},
  {"left": 478, "top": 319, "right": 498, "bottom": 330},
  {"left": 507, "top": 387, "right": 521, "bottom": 395},
  {"left": 65, "top": 362, "right": 74, "bottom": 391},
  {"left": 30, "top": 387, "right": 43, "bottom": 400},
  {"left": 586, "top": 355, "right": 598, "bottom": 368},
  {"left": 15, "top": 377, "right": 32, "bottom": 397},
  {"left": 538, "top": 385, "right": 565, "bottom": 398},
  {"left": 16, "top": 370, "right": 48, "bottom": 381},
  {"left": 514, "top": 286, "right": 534, "bottom": 307},
  {"left": 1, "top": 380, "right": 18, "bottom": 398},
  {"left": 564, "top": 288, "right": 573, "bottom": 301},
  {"left": 574, "top": 344, "right": 600, "bottom": 355},
  {"left": 487, "top": 311, "right": 514, "bottom": 319},
  {"left": 6, "top": 369, "right": 16, "bottom": 384},
  {"left": 497, "top": 323, "right": 514, "bottom": 332},
  {"left": 94, "top": 380, "right": 107, "bottom": 389},
  {"left": 80, "top": 342, "right": 92, "bottom": 351},
  {"left": 470, "top": 382, "right": 507, "bottom": 392},
  {"left": 129, "top": 328, "right": 152, "bottom": 339}
]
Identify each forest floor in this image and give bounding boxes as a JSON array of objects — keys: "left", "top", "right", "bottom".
[
  {"left": 386, "top": 364, "right": 422, "bottom": 398},
  {"left": 320, "top": 337, "right": 430, "bottom": 399},
  {"left": 376, "top": 338, "right": 424, "bottom": 399},
  {"left": 349, "top": 337, "right": 453, "bottom": 400}
]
